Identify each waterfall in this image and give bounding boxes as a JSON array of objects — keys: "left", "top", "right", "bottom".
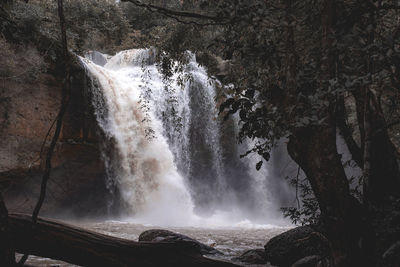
[{"left": 80, "top": 49, "right": 283, "bottom": 227}]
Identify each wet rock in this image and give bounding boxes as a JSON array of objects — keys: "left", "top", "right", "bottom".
[
  {"left": 291, "top": 255, "right": 322, "bottom": 267},
  {"left": 264, "top": 226, "right": 329, "bottom": 267},
  {"left": 383, "top": 241, "right": 400, "bottom": 265},
  {"left": 138, "top": 229, "right": 222, "bottom": 255},
  {"left": 232, "top": 248, "right": 266, "bottom": 264},
  {"left": 85, "top": 51, "right": 108, "bottom": 66}
]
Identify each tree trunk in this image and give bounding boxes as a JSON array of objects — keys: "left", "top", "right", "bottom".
[
  {"left": 285, "top": 1, "right": 365, "bottom": 263},
  {"left": 336, "top": 96, "right": 363, "bottom": 168},
  {"left": 367, "top": 104, "right": 400, "bottom": 203},
  {"left": 352, "top": 88, "right": 400, "bottom": 205},
  {"left": 287, "top": 0, "right": 363, "bottom": 263},
  {"left": 287, "top": 122, "right": 368, "bottom": 266},
  {"left": 351, "top": 5, "right": 400, "bottom": 205},
  {"left": 8, "top": 213, "right": 237, "bottom": 267}
]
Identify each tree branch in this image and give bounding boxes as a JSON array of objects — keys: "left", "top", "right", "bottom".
[
  {"left": 18, "top": 0, "right": 71, "bottom": 264},
  {"left": 378, "top": 4, "right": 400, "bottom": 10},
  {"left": 336, "top": 96, "right": 363, "bottom": 168},
  {"left": 362, "top": 89, "right": 372, "bottom": 205},
  {"left": 120, "top": 0, "right": 228, "bottom": 26},
  {"left": 295, "top": 165, "right": 301, "bottom": 209},
  {"left": 32, "top": 0, "right": 70, "bottom": 228}
]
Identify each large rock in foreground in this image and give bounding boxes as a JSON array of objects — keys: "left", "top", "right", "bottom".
[
  {"left": 264, "top": 225, "right": 329, "bottom": 267},
  {"left": 232, "top": 248, "right": 266, "bottom": 264},
  {"left": 139, "top": 229, "right": 222, "bottom": 255}
]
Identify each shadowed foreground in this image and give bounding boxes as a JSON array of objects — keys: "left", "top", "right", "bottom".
[{"left": 9, "top": 214, "right": 238, "bottom": 267}]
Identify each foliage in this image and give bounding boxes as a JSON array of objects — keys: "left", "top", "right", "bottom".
[
  {"left": 281, "top": 175, "right": 321, "bottom": 226},
  {"left": 63, "top": 0, "right": 130, "bottom": 53},
  {"left": 3, "top": 0, "right": 132, "bottom": 55}
]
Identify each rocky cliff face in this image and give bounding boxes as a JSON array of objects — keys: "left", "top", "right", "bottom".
[{"left": 0, "top": 59, "right": 109, "bottom": 218}]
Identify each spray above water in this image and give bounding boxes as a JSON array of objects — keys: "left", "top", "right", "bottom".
[{"left": 80, "top": 49, "right": 285, "bottom": 227}]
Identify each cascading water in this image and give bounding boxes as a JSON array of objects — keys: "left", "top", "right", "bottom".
[{"left": 80, "top": 49, "right": 285, "bottom": 227}]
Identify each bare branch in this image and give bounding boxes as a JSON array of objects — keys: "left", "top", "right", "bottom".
[
  {"left": 18, "top": 0, "right": 71, "bottom": 265},
  {"left": 336, "top": 96, "right": 363, "bottom": 168},
  {"left": 379, "top": 4, "right": 400, "bottom": 10},
  {"left": 295, "top": 165, "right": 301, "bottom": 209},
  {"left": 120, "top": 0, "right": 229, "bottom": 26}
]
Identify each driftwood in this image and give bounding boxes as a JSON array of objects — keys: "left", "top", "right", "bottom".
[{"left": 9, "top": 214, "right": 237, "bottom": 267}]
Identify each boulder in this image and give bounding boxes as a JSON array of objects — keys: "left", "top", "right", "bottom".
[
  {"left": 264, "top": 226, "right": 329, "bottom": 267},
  {"left": 383, "top": 241, "right": 400, "bottom": 265},
  {"left": 232, "top": 248, "right": 266, "bottom": 264},
  {"left": 139, "top": 229, "right": 222, "bottom": 255}
]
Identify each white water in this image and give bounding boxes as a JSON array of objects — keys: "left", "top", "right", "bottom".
[{"left": 80, "top": 49, "right": 286, "bottom": 227}]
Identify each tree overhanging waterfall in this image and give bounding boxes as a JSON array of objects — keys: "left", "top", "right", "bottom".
[{"left": 80, "top": 49, "right": 287, "bottom": 227}]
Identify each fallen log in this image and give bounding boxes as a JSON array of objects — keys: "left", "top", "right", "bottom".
[{"left": 8, "top": 214, "right": 237, "bottom": 267}]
